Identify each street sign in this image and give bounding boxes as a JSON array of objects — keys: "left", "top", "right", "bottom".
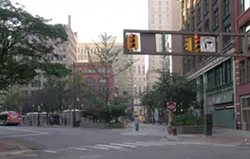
[
  {"left": 200, "top": 36, "right": 216, "bottom": 52},
  {"left": 167, "top": 102, "right": 176, "bottom": 112}
]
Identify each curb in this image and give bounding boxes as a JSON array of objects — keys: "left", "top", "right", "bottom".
[{"left": 0, "top": 150, "right": 33, "bottom": 156}]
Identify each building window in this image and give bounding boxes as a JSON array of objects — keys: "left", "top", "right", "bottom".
[
  {"left": 224, "top": 0, "right": 230, "bottom": 17},
  {"left": 158, "top": 1, "right": 161, "bottom": 5},
  {"left": 99, "top": 77, "right": 107, "bottom": 83},
  {"left": 159, "top": 7, "right": 161, "bottom": 12},
  {"left": 159, "top": 14, "right": 162, "bottom": 19},
  {"left": 198, "top": 7, "right": 201, "bottom": 22},
  {"left": 85, "top": 77, "right": 96, "bottom": 84},
  {"left": 166, "top": 7, "right": 169, "bottom": 11},
  {"left": 248, "top": 58, "right": 250, "bottom": 81},
  {"left": 205, "top": 19, "right": 209, "bottom": 31},
  {"left": 204, "top": 0, "right": 209, "bottom": 12},
  {"left": 224, "top": 60, "right": 232, "bottom": 84},
  {"left": 240, "top": 60, "right": 246, "bottom": 83},
  {"left": 214, "top": 9, "right": 218, "bottom": 28},
  {"left": 187, "top": 58, "right": 191, "bottom": 72},
  {"left": 239, "top": 0, "right": 250, "bottom": 15}
]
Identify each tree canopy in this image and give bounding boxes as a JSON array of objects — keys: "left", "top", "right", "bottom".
[
  {"left": 0, "top": 0, "right": 70, "bottom": 90},
  {"left": 141, "top": 70, "right": 202, "bottom": 115},
  {"left": 86, "top": 33, "right": 137, "bottom": 107}
]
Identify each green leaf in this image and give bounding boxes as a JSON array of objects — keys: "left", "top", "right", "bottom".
[{"left": 0, "top": 0, "right": 68, "bottom": 89}]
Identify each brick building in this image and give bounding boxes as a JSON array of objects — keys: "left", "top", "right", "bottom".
[
  {"left": 234, "top": 0, "right": 250, "bottom": 130},
  {"left": 181, "top": 0, "right": 235, "bottom": 128},
  {"left": 70, "top": 63, "right": 115, "bottom": 102}
]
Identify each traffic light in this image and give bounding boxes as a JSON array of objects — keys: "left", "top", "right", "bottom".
[
  {"left": 185, "top": 36, "right": 192, "bottom": 52},
  {"left": 194, "top": 34, "right": 200, "bottom": 52},
  {"left": 126, "top": 33, "right": 139, "bottom": 51}
]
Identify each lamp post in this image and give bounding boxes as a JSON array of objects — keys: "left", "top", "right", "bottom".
[
  {"left": 37, "top": 105, "right": 41, "bottom": 126},
  {"left": 72, "top": 62, "right": 76, "bottom": 127}
]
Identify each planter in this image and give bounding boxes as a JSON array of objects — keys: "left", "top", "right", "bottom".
[
  {"left": 168, "top": 125, "right": 203, "bottom": 134},
  {"left": 80, "top": 122, "right": 124, "bottom": 129}
]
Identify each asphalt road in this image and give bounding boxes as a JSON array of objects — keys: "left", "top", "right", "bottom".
[{"left": 1, "top": 126, "right": 250, "bottom": 159}]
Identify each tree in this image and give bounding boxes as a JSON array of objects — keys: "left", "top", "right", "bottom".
[
  {"left": 0, "top": 0, "right": 70, "bottom": 90},
  {"left": 66, "top": 72, "right": 104, "bottom": 109},
  {"left": 141, "top": 87, "right": 162, "bottom": 123},
  {"left": 141, "top": 70, "right": 202, "bottom": 117},
  {"left": 86, "top": 33, "right": 137, "bottom": 107},
  {"left": 154, "top": 70, "right": 201, "bottom": 115},
  {"left": 0, "top": 86, "right": 24, "bottom": 111}
]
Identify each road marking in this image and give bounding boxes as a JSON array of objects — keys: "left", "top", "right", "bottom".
[
  {"left": 69, "top": 147, "right": 87, "bottom": 151},
  {"left": 95, "top": 144, "right": 130, "bottom": 151},
  {"left": 44, "top": 150, "right": 58, "bottom": 154},
  {"left": 92, "top": 146, "right": 109, "bottom": 150},
  {"left": 142, "top": 141, "right": 166, "bottom": 146},
  {"left": 0, "top": 133, "right": 49, "bottom": 139},
  {"left": 81, "top": 155, "right": 102, "bottom": 158},
  {"left": 0, "top": 127, "right": 49, "bottom": 134},
  {"left": 123, "top": 142, "right": 150, "bottom": 147},
  {"left": 109, "top": 143, "right": 137, "bottom": 148}
]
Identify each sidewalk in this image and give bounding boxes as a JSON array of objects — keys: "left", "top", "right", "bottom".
[
  {"left": 121, "top": 123, "right": 250, "bottom": 147},
  {"left": 177, "top": 128, "right": 250, "bottom": 146},
  {"left": 0, "top": 139, "right": 33, "bottom": 158}
]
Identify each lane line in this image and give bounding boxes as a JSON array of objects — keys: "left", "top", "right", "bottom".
[
  {"left": 123, "top": 142, "right": 151, "bottom": 147},
  {"left": 0, "top": 133, "right": 49, "bottom": 138},
  {"left": 69, "top": 147, "right": 87, "bottom": 151},
  {"left": 92, "top": 146, "right": 109, "bottom": 150},
  {"left": 44, "top": 150, "right": 58, "bottom": 154},
  {"left": 109, "top": 143, "right": 137, "bottom": 148},
  {"left": 0, "top": 127, "right": 49, "bottom": 134}
]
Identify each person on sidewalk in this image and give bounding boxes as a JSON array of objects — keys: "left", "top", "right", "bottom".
[{"left": 135, "top": 115, "right": 140, "bottom": 131}]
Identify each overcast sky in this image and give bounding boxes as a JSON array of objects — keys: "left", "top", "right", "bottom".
[{"left": 13, "top": 0, "right": 148, "bottom": 43}]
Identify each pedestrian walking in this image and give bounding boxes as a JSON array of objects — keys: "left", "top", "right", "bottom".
[{"left": 134, "top": 115, "right": 140, "bottom": 131}]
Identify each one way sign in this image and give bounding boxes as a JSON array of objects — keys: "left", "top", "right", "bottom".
[{"left": 200, "top": 36, "right": 216, "bottom": 52}]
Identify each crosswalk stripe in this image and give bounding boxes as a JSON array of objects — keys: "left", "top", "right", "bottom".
[
  {"left": 95, "top": 144, "right": 130, "bottom": 151},
  {"left": 68, "top": 147, "right": 87, "bottom": 151},
  {"left": 92, "top": 146, "right": 109, "bottom": 150},
  {"left": 110, "top": 143, "right": 137, "bottom": 148},
  {"left": 44, "top": 150, "right": 58, "bottom": 153},
  {"left": 123, "top": 142, "right": 151, "bottom": 147}
]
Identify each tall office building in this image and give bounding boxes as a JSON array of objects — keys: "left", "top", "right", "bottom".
[
  {"left": 147, "top": 0, "right": 181, "bottom": 89},
  {"left": 181, "top": 0, "right": 235, "bottom": 128}
]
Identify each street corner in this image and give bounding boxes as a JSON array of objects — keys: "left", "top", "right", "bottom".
[{"left": 0, "top": 140, "right": 36, "bottom": 159}]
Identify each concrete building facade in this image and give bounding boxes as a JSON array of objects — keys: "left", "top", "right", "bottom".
[
  {"left": 132, "top": 55, "right": 146, "bottom": 105},
  {"left": 69, "top": 62, "right": 115, "bottom": 102},
  {"left": 234, "top": 0, "right": 250, "bottom": 130},
  {"left": 20, "top": 15, "right": 78, "bottom": 96},
  {"left": 148, "top": 0, "right": 182, "bottom": 82},
  {"left": 181, "top": 0, "right": 236, "bottom": 128},
  {"left": 77, "top": 43, "right": 134, "bottom": 100}
]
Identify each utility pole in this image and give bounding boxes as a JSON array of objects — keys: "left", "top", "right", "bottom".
[{"left": 72, "top": 62, "right": 76, "bottom": 127}]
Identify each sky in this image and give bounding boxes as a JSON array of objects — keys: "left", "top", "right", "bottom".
[{"left": 13, "top": 0, "right": 148, "bottom": 43}]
